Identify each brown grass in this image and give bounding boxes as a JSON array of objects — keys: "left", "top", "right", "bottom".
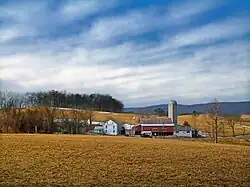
[
  {"left": 178, "top": 114, "right": 250, "bottom": 136},
  {"left": 0, "top": 134, "right": 249, "bottom": 187}
]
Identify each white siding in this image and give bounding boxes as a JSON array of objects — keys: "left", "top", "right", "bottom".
[
  {"left": 103, "top": 120, "right": 120, "bottom": 135},
  {"left": 123, "top": 124, "right": 135, "bottom": 130},
  {"left": 174, "top": 131, "right": 192, "bottom": 138}
]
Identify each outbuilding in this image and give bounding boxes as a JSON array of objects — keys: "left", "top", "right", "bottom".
[
  {"left": 174, "top": 124, "right": 192, "bottom": 138},
  {"left": 122, "top": 123, "right": 135, "bottom": 136}
]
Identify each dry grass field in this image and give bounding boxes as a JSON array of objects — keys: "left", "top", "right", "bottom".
[
  {"left": 93, "top": 111, "right": 141, "bottom": 124},
  {"left": 0, "top": 134, "right": 249, "bottom": 187},
  {"left": 178, "top": 114, "right": 250, "bottom": 136}
]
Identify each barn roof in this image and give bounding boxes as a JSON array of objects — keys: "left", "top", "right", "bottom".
[{"left": 140, "top": 117, "right": 172, "bottom": 124}]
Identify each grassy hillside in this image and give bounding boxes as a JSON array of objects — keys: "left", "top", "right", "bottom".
[
  {"left": 0, "top": 134, "right": 249, "bottom": 186},
  {"left": 93, "top": 111, "right": 141, "bottom": 124},
  {"left": 178, "top": 114, "right": 250, "bottom": 136}
]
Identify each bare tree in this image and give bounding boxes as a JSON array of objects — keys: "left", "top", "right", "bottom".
[
  {"left": 205, "top": 99, "right": 221, "bottom": 143},
  {"left": 242, "top": 126, "right": 246, "bottom": 135},
  {"left": 43, "top": 106, "right": 57, "bottom": 133},
  {"left": 23, "top": 107, "right": 45, "bottom": 133},
  {"left": 10, "top": 108, "right": 24, "bottom": 133},
  {"left": 0, "top": 90, "right": 16, "bottom": 132},
  {"left": 58, "top": 109, "right": 71, "bottom": 134},
  {"left": 70, "top": 110, "right": 83, "bottom": 134},
  {"left": 85, "top": 108, "right": 97, "bottom": 125},
  {"left": 224, "top": 115, "right": 240, "bottom": 137},
  {"left": 219, "top": 120, "right": 226, "bottom": 137},
  {"left": 192, "top": 111, "right": 199, "bottom": 129}
]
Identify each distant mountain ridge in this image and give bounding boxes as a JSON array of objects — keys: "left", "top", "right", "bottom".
[{"left": 124, "top": 101, "right": 250, "bottom": 115}]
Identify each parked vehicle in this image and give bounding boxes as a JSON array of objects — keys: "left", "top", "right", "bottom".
[{"left": 140, "top": 132, "right": 152, "bottom": 138}]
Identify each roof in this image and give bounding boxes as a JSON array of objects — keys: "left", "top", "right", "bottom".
[
  {"left": 175, "top": 124, "right": 192, "bottom": 131},
  {"left": 141, "top": 123, "right": 175, "bottom": 127},
  {"left": 140, "top": 117, "right": 172, "bottom": 124},
  {"left": 105, "top": 119, "right": 123, "bottom": 125},
  {"left": 87, "top": 124, "right": 103, "bottom": 131},
  {"left": 87, "top": 120, "right": 105, "bottom": 125},
  {"left": 169, "top": 100, "right": 177, "bottom": 104},
  {"left": 87, "top": 125, "right": 95, "bottom": 131},
  {"left": 123, "top": 124, "right": 135, "bottom": 130}
]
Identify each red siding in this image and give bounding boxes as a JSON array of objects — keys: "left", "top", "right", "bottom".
[
  {"left": 142, "top": 126, "right": 173, "bottom": 133},
  {"left": 135, "top": 125, "right": 141, "bottom": 132}
]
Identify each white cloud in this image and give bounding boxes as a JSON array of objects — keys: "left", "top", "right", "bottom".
[
  {"left": 0, "top": 27, "right": 21, "bottom": 42},
  {"left": 167, "top": 0, "right": 225, "bottom": 22},
  {"left": 0, "top": 1, "right": 49, "bottom": 38},
  {"left": 82, "top": 7, "right": 164, "bottom": 44},
  {"left": 171, "top": 17, "right": 250, "bottom": 46},
  {"left": 0, "top": 0, "right": 249, "bottom": 107},
  {"left": 60, "top": 0, "right": 118, "bottom": 21}
]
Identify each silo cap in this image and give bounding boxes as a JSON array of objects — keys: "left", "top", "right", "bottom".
[{"left": 169, "top": 100, "right": 177, "bottom": 104}]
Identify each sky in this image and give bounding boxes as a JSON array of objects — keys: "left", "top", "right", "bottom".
[{"left": 0, "top": 0, "right": 249, "bottom": 107}]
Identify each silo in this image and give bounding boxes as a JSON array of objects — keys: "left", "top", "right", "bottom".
[{"left": 168, "top": 100, "right": 177, "bottom": 124}]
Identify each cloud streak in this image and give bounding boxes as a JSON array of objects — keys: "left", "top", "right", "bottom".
[{"left": 0, "top": 0, "right": 249, "bottom": 107}]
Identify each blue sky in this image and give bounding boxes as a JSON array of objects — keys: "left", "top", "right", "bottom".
[{"left": 0, "top": 0, "right": 249, "bottom": 107}]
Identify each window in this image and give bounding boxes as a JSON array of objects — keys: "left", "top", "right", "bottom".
[
  {"left": 105, "top": 125, "right": 107, "bottom": 128},
  {"left": 113, "top": 130, "right": 115, "bottom": 133},
  {"left": 113, "top": 125, "right": 115, "bottom": 129},
  {"left": 105, "top": 130, "right": 107, "bottom": 133}
]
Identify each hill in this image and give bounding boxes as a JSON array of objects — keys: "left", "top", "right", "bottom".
[
  {"left": 124, "top": 101, "right": 250, "bottom": 115},
  {"left": 0, "top": 134, "right": 249, "bottom": 186}
]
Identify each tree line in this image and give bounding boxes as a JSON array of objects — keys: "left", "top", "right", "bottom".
[
  {"left": 1, "top": 90, "right": 124, "bottom": 112},
  {"left": 0, "top": 89, "right": 124, "bottom": 133}
]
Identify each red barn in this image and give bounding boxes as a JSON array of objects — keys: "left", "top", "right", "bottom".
[{"left": 135, "top": 117, "right": 174, "bottom": 136}]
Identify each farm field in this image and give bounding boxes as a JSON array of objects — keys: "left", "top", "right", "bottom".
[
  {"left": 177, "top": 114, "right": 250, "bottom": 136},
  {"left": 0, "top": 134, "right": 249, "bottom": 186}
]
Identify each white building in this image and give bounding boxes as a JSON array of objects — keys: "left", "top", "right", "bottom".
[
  {"left": 103, "top": 120, "right": 122, "bottom": 135},
  {"left": 123, "top": 123, "right": 135, "bottom": 135},
  {"left": 87, "top": 119, "right": 104, "bottom": 125},
  {"left": 174, "top": 124, "right": 192, "bottom": 138}
]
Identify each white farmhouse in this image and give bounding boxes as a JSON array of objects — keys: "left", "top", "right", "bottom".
[{"left": 103, "top": 120, "right": 123, "bottom": 135}]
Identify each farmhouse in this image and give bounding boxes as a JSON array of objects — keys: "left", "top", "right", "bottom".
[{"left": 103, "top": 119, "right": 123, "bottom": 135}]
